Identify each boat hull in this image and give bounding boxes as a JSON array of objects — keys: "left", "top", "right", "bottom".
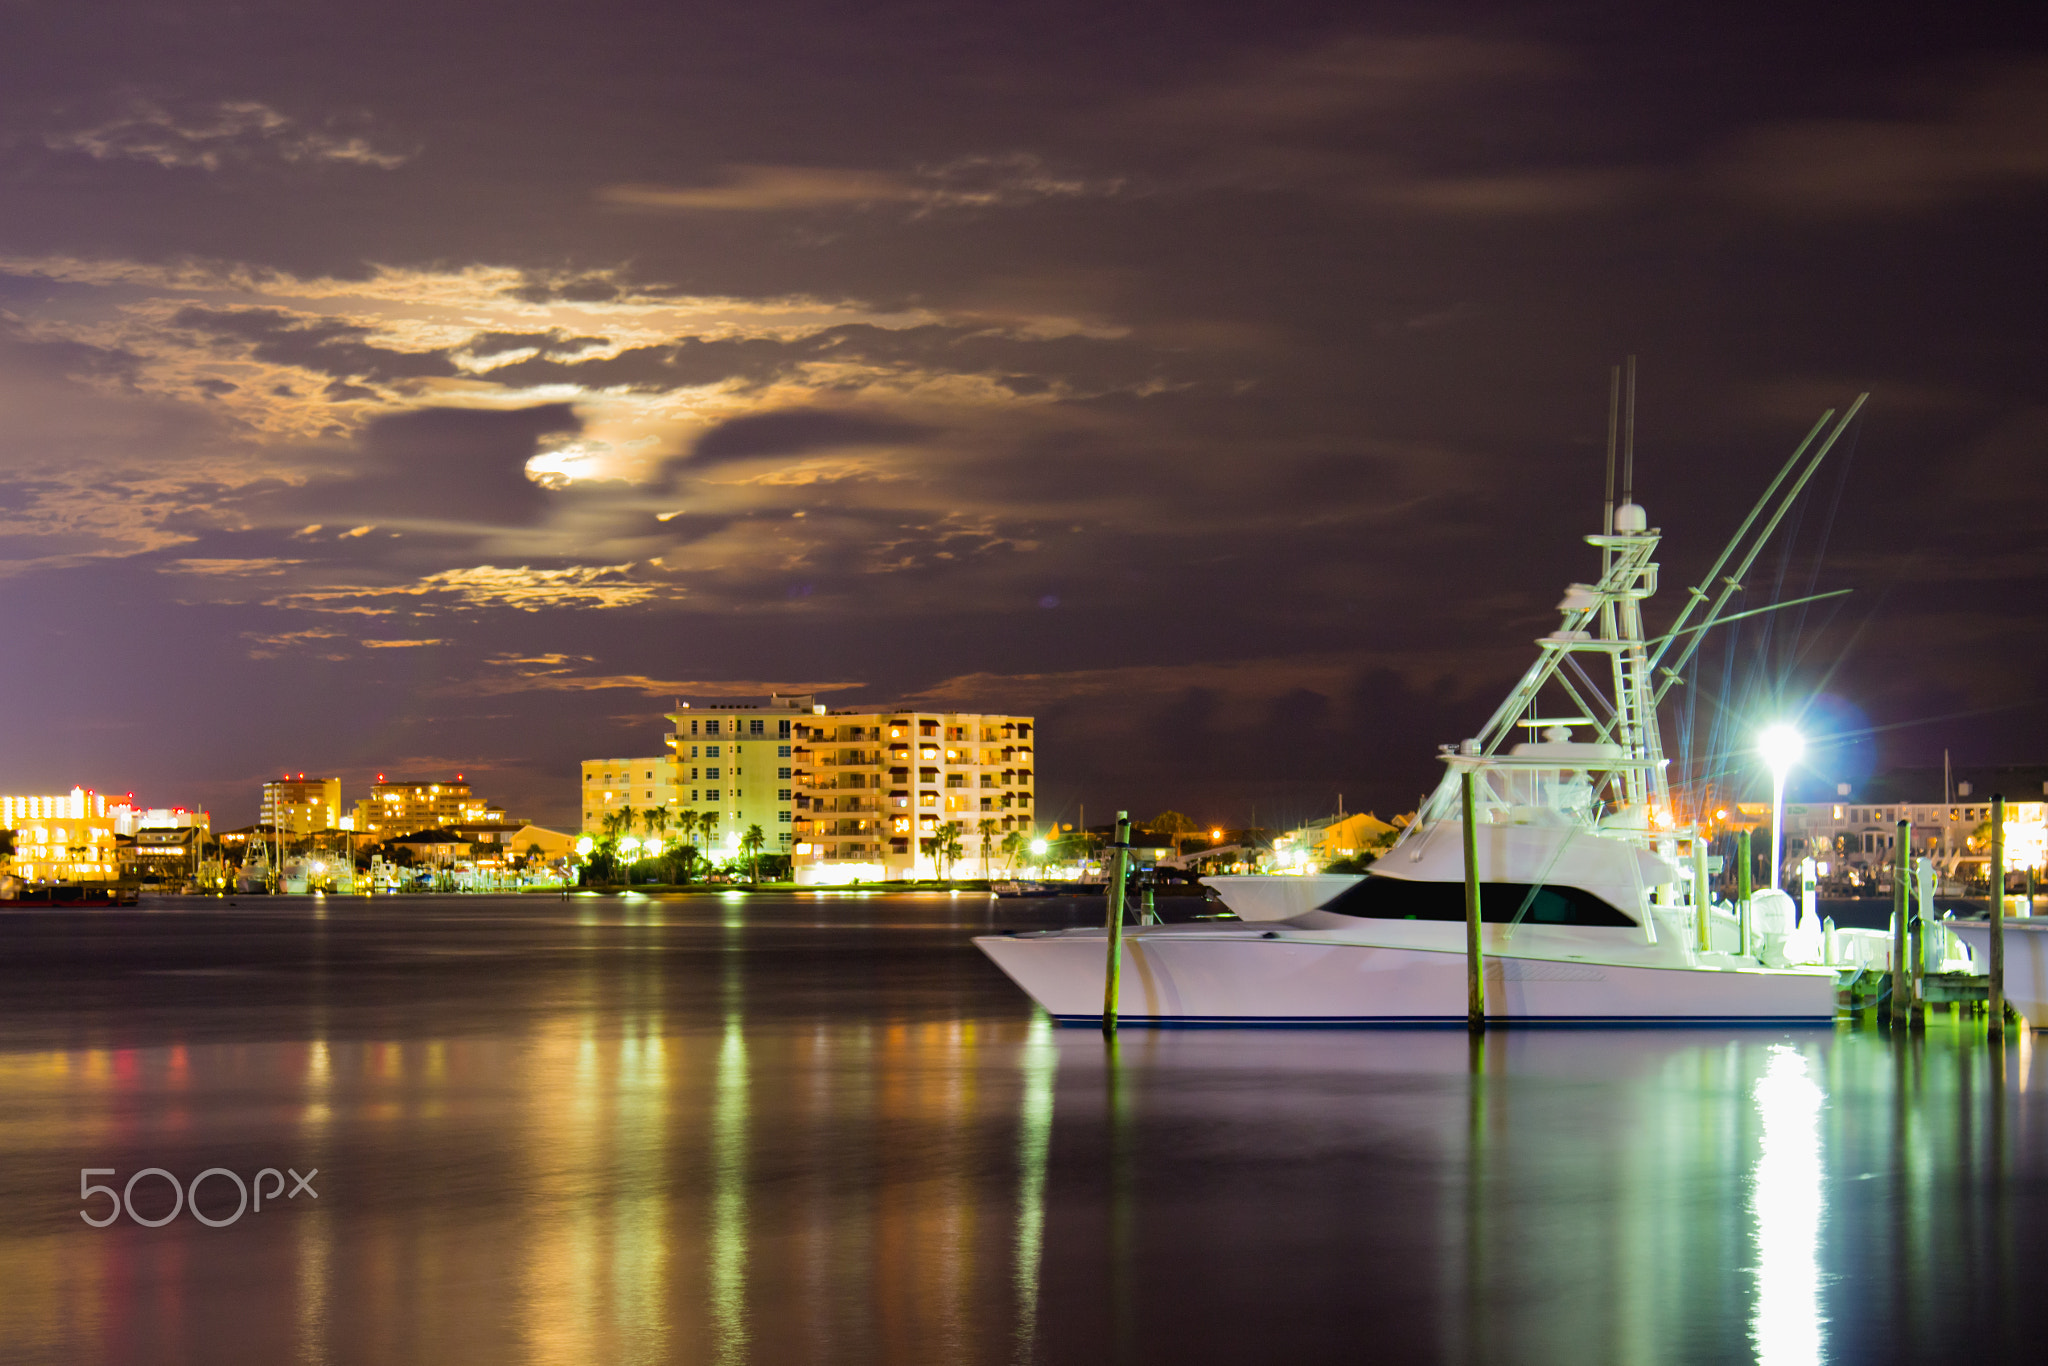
[
  {"left": 1946, "top": 921, "right": 2048, "bottom": 1028},
  {"left": 974, "top": 929, "right": 1838, "bottom": 1025}
]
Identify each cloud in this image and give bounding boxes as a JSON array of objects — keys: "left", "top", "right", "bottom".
[
  {"left": 43, "top": 99, "right": 411, "bottom": 172},
  {"left": 406, "top": 563, "right": 661, "bottom": 610},
  {"left": 690, "top": 407, "right": 933, "bottom": 465},
  {"left": 448, "top": 659, "right": 865, "bottom": 697},
  {"left": 1713, "top": 60, "right": 2048, "bottom": 215},
  {"left": 361, "top": 638, "right": 447, "bottom": 648},
  {"left": 602, "top": 166, "right": 919, "bottom": 212},
  {"left": 600, "top": 155, "right": 1119, "bottom": 215}
]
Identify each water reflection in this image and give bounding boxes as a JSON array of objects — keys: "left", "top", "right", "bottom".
[
  {"left": 1750, "top": 1045, "right": 1824, "bottom": 1366},
  {"left": 0, "top": 894, "right": 2045, "bottom": 1365}
]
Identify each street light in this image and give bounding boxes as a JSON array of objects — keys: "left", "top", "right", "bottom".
[{"left": 1758, "top": 723, "right": 1804, "bottom": 891}]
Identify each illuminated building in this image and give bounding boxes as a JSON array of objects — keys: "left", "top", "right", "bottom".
[
  {"left": 579, "top": 755, "right": 680, "bottom": 834},
  {"left": 577, "top": 695, "right": 1038, "bottom": 877},
  {"left": 261, "top": 775, "right": 343, "bottom": 835},
  {"left": 352, "top": 776, "right": 507, "bottom": 841},
  {"left": 1778, "top": 764, "right": 2048, "bottom": 884},
  {"left": 0, "top": 788, "right": 119, "bottom": 883},
  {"left": 786, "top": 700, "right": 1036, "bottom": 882}
]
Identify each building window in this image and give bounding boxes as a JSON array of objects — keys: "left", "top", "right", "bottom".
[
  {"left": 705, "top": 745, "right": 720, "bottom": 757},
  {"left": 778, "top": 811, "right": 792, "bottom": 822},
  {"left": 778, "top": 767, "right": 792, "bottom": 780},
  {"left": 690, "top": 789, "right": 700, "bottom": 801},
  {"left": 750, "top": 719, "right": 765, "bottom": 736},
  {"left": 778, "top": 745, "right": 791, "bottom": 758},
  {"left": 919, "top": 793, "right": 937, "bottom": 807},
  {"left": 778, "top": 720, "right": 791, "bottom": 738},
  {"left": 777, "top": 789, "right": 792, "bottom": 801}
]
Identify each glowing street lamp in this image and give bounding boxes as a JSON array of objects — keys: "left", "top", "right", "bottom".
[{"left": 1758, "top": 723, "right": 1804, "bottom": 891}]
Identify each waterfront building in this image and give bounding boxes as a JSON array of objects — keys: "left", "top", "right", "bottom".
[
  {"left": 0, "top": 788, "right": 119, "bottom": 883},
  {"left": 577, "top": 695, "right": 1037, "bottom": 878},
  {"left": 665, "top": 696, "right": 812, "bottom": 859},
  {"left": 787, "top": 700, "right": 1036, "bottom": 883},
  {"left": 262, "top": 776, "right": 343, "bottom": 835},
  {"left": 579, "top": 755, "right": 680, "bottom": 834},
  {"left": 1775, "top": 763, "right": 2048, "bottom": 886},
  {"left": 353, "top": 776, "right": 507, "bottom": 841}
]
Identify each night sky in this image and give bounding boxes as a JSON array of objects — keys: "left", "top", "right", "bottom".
[{"left": 3, "top": 0, "right": 2045, "bottom": 831}]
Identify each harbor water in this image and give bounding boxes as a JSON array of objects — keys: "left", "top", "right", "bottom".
[{"left": 0, "top": 892, "right": 2042, "bottom": 1364}]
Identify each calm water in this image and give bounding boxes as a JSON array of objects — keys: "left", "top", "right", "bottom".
[{"left": 0, "top": 892, "right": 2042, "bottom": 1365}]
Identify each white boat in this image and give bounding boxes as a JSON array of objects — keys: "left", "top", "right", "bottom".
[
  {"left": 976, "top": 397, "right": 1866, "bottom": 1026},
  {"left": 1945, "top": 919, "right": 2048, "bottom": 1028}
]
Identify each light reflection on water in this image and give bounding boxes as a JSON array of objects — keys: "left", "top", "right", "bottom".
[{"left": 0, "top": 893, "right": 2044, "bottom": 1364}]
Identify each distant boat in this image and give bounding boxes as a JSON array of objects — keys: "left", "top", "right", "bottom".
[
  {"left": 978, "top": 394, "right": 1865, "bottom": 1025},
  {"left": 993, "top": 880, "right": 1057, "bottom": 898}
]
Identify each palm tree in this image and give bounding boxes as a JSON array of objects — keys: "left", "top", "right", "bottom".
[
  {"left": 939, "top": 821, "right": 965, "bottom": 881},
  {"left": 644, "top": 806, "right": 671, "bottom": 862},
  {"left": 977, "top": 818, "right": 1000, "bottom": 878},
  {"left": 999, "top": 828, "right": 1026, "bottom": 875},
  {"left": 0, "top": 828, "right": 15, "bottom": 864},
  {"left": 741, "top": 824, "right": 766, "bottom": 884}
]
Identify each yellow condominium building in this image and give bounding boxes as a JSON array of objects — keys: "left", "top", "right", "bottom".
[
  {"left": 580, "top": 756, "right": 682, "bottom": 834},
  {"left": 261, "top": 776, "right": 343, "bottom": 835},
  {"left": 790, "top": 704, "right": 1035, "bottom": 883},
  {"left": 1, "top": 787, "right": 119, "bottom": 883},
  {"left": 353, "top": 777, "right": 506, "bottom": 841}
]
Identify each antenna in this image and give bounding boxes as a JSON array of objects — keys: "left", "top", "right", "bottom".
[
  {"left": 1622, "top": 354, "right": 1637, "bottom": 509},
  {"left": 1603, "top": 365, "right": 1620, "bottom": 536}
]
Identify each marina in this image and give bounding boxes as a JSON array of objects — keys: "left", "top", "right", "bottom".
[{"left": 2, "top": 890, "right": 2046, "bottom": 1365}]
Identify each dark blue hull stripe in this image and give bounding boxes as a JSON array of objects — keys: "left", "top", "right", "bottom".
[{"left": 1049, "top": 1014, "right": 1838, "bottom": 1029}]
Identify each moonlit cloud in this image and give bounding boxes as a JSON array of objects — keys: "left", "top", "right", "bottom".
[
  {"left": 43, "top": 99, "right": 411, "bottom": 172},
  {"left": 0, "top": 8, "right": 2040, "bottom": 826}
]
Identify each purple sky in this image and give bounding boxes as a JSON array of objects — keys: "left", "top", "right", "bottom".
[{"left": 2, "top": 1, "right": 2045, "bottom": 831}]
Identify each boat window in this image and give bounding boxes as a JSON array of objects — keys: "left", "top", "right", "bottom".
[{"left": 1320, "top": 875, "right": 1637, "bottom": 927}]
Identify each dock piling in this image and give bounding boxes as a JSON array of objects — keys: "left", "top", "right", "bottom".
[
  {"left": 1693, "top": 838, "right": 1711, "bottom": 954},
  {"left": 1462, "top": 771, "right": 1484, "bottom": 1032},
  {"left": 1101, "top": 811, "right": 1131, "bottom": 1037},
  {"left": 1898, "top": 820, "right": 1921, "bottom": 1031},
  {"left": 1737, "top": 830, "right": 1753, "bottom": 959},
  {"left": 1990, "top": 795, "right": 2006, "bottom": 1040}
]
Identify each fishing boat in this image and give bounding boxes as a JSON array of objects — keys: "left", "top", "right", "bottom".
[{"left": 976, "top": 393, "right": 1866, "bottom": 1025}]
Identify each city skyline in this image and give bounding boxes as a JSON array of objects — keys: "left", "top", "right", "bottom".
[{"left": 4, "top": 1, "right": 2046, "bottom": 831}]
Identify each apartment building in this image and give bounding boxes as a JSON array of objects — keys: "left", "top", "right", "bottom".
[
  {"left": 0, "top": 787, "right": 119, "bottom": 883},
  {"left": 580, "top": 755, "right": 680, "bottom": 834},
  {"left": 663, "top": 698, "right": 804, "bottom": 854},
  {"left": 352, "top": 777, "right": 506, "bottom": 841},
  {"left": 790, "top": 705, "right": 1036, "bottom": 883},
  {"left": 261, "top": 776, "right": 343, "bottom": 835}
]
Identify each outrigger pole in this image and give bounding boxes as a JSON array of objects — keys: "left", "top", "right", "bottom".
[{"left": 1647, "top": 394, "right": 1868, "bottom": 705}]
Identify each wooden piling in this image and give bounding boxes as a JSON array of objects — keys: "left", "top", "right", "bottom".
[
  {"left": 1101, "top": 811, "right": 1132, "bottom": 1037},
  {"left": 1462, "top": 772, "right": 1484, "bottom": 1032},
  {"left": 1898, "top": 820, "right": 1921, "bottom": 1031},
  {"left": 1693, "top": 837, "right": 1711, "bottom": 954},
  {"left": 1737, "top": 829, "right": 1753, "bottom": 958},
  {"left": 1990, "top": 794, "right": 2006, "bottom": 1040}
]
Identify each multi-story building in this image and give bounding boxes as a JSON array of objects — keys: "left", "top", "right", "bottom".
[
  {"left": 1775, "top": 764, "right": 2048, "bottom": 885},
  {"left": 664, "top": 698, "right": 808, "bottom": 855},
  {"left": 353, "top": 776, "right": 506, "bottom": 841},
  {"left": 261, "top": 776, "right": 343, "bottom": 835},
  {"left": 579, "top": 755, "right": 680, "bottom": 834},
  {"left": 789, "top": 704, "right": 1036, "bottom": 883},
  {"left": 576, "top": 696, "right": 1038, "bottom": 879},
  {"left": 0, "top": 788, "right": 120, "bottom": 883}
]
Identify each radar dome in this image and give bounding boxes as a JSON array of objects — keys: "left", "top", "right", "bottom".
[{"left": 1614, "top": 502, "right": 1647, "bottom": 534}]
